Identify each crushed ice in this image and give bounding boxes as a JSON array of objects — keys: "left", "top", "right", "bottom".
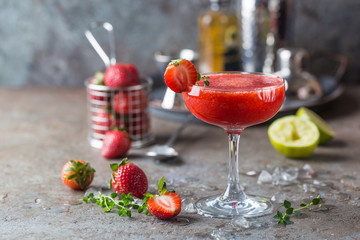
[
  {"left": 257, "top": 166, "right": 299, "bottom": 185},
  {"left": 181, "top": 198, "right": 197, "bottom": 214}
]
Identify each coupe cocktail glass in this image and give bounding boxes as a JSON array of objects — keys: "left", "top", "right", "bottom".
[{"left": 183, "top": 72, "right": 285, "bottom": 218}]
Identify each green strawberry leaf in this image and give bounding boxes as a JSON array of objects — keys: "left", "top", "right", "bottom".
[{"left": 110, "top": 163, "right": 119, "bottom": 172}]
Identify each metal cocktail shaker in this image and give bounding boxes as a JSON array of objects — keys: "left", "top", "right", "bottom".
[{"left": 237, "top": 0, "right": 293, "bottom": 72}]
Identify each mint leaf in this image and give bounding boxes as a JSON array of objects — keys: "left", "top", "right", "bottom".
[
  {"left": 286, "top": 208, "right": 294, "bottom": 215},
  {"left": 126, "top": 210, "right": 132, "bottom": 217},
  {"left": 284, "top": 200, "right": 291, "bottom": 209},
  {"left": 312, "top": 198, "right": 321, "bottom": 205}
]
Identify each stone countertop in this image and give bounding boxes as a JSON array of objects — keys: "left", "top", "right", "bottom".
[{"left": 0, "top": 86, "right": 359, "bottom": 239}]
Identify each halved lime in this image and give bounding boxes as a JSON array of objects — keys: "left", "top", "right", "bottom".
[
  {"left": 268, "top": 116, "right": 320, "bottom": 158},
  {"left": 296, "top": 107, "right": 335, "bottom": 144}
]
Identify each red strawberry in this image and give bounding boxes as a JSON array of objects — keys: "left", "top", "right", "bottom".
[
  {"left": 91, "top": 72, "right": 105, "bottom": 85},
  {"left": 88, "top": 72, "right": 109, "bottom": 102},
  {"left": 146, "top": 177, "right": 181, "bottom": 220},
  {"left": 100, "top": 128, "right": 131, "bottom": 159},
  {"left": 61, "top": 159, "right": 95, "bottom": 190},
  {"left": 124, "top": 63, "right": 141, "bottom": 86},
  {"left": 164, "top": 59, "right": 198, "bottom": 93},
  {"left": 93, "top": 107, "right": 120, "bottom": 136},
  {"left": 110, "top": 158, "right": 148, "bottom": 198},
  {"left": 104, "top": 63, "right": 132, "bottom": 88},
  {"left": 112, "top": 89, "right": 148, "bottom": 115},
  {"left": 123, "top": 111, "right": 150, "bottom": 137}
]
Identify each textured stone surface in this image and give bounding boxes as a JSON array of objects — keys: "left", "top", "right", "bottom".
[
  {"left": 0, "top": 86, "right": 360, "bottom": 239},
  {"left": 0, "top": 0, "right": 359, "bottom": 87}
]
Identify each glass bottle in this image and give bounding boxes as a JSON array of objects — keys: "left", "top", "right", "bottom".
[{"left": 198, "top": 0, "right": 240, "bottom": 73}]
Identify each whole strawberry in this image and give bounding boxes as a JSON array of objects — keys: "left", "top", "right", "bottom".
[
  {"left": 101, "top": 128, "right": 131, "bottom": 159},
  {"left": 124, "top": 112, "right": 150, "bottom": 136},
  {"left": 89, "top": 72, "right": 109, "bottom": 102},
  {"left": 110, "top": 158, "right": 148, "bottom": 198},
  {"left": 146, "top": 177, "right": 182, "bottom": 220},
  {"left": 112, "top": 89, "right": 148, "bottom": 115},
  {"left": 93, "top": 107, "right": 120, "bottom": 136},
  {"left": 104, "top": 63, "right": 131, "bottom": 88},
  {"left": 124, "top": 63, "right": 141, "bottom": 85},
  {"left": 61, "top": 159, "right": 95, "bottom": 190}
]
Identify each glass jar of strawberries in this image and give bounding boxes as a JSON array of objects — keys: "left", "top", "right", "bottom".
[{"left": 86, "top": 63, "right": 154, "bottom": 148}]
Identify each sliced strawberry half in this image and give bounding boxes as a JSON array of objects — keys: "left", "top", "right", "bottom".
[
  {"left": 147, "top": 192, "right": 181, "bottom": 220},
  {"left": 164, "top": 59, "right": 198, "bottom": 93},
  {"left": 146, "top": 177, "right": 181, "bottom": 220}
]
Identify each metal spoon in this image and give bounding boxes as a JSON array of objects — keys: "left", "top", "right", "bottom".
[
  {"left": 84, "top": 21, "right": 116, "bottom": 67},
  {"left": 146, "top": 115, "right": 192, "bottom": 162}
]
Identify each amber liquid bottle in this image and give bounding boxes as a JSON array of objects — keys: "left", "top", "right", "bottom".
[{"left": 198, "top": 0, "right": 240, "bottom": 73}]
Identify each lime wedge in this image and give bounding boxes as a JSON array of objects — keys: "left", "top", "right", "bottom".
[
  {"left": 268, "top": 116, "right": 320, "bottom": 158},
  {"left": 296, "top": 107, "right": 335, "bottom": 144}
]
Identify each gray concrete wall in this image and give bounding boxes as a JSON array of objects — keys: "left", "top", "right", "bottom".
[{"left": 0, "top": 0, "right": 359, "bottom": 87}]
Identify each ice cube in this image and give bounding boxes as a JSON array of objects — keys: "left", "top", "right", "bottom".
[
  {"left": 272, "top": 166, "right": 298, "bottom": 185},
  {"left": 181, "top": 198, "right": 197, "bottom": 213},
  {"left": 302, "top": 183, "right": 316, "bottom": 193},
  {"left": 231, "top": 216, "right": 250, "bottom": 229},
  {"left": 257, "top": 170, "right": 272, "bottom": 184},
  {"left": 245, "top": 170, "right": 257, "bottom": 176},
  {"left": 300, "top": 164, "right": 317, "bottom": 178},
  {"left": 271, "top": 192, "right": 287, "bottom": 203},
  {"left": 313, "top": 179, "right": 326, "bottom": 186}
]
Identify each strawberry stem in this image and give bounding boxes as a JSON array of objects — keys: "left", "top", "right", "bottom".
[
  {"left": 169, "top": 59, "right": 182, "bottom": 67},
  {"left": 158, "top": 177, "right": 167, "bottom": 195}
]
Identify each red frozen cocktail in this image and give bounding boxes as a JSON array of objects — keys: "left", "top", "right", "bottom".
[
  {"left": 163, "top": 60, "right": 285, "bottom": 218},
  {"left": 183, "top": 72, "right": 285, "bottom": 131},
  {"left": 183, "top": 71, "right": 285, "bottom": 218}
]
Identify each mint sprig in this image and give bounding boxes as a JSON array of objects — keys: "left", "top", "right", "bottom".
[
  {"left": 274, "top": 195, "right": 322, "bottom": 225},
  {"left": 83, "top": 192, "right": 150, "bottom": 217},
  {"left": 83, "top": 176, "right": 174, "bottom": 218},
  {"left": 195, "top": 74, "right": 210, "bottom": 87}
]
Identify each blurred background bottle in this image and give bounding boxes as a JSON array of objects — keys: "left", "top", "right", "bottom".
[
  {"left": 198, "top": 0, "right": 241, "bottom": 73},
  {"left": 238, "top": 0, "right": 294, "bottom": 73}
]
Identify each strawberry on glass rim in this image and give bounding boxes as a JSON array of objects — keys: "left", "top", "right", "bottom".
[{"left": 164, "top": 59, "right": 200, "bottom": 93}]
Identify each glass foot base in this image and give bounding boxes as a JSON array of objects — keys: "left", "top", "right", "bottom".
[{"left": 195, "top": 195, "right": 273, "bottom": 219}]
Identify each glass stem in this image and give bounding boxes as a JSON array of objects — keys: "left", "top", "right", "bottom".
[{"left": 222, "top": 131, "right": 247, "bottom": 202}]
